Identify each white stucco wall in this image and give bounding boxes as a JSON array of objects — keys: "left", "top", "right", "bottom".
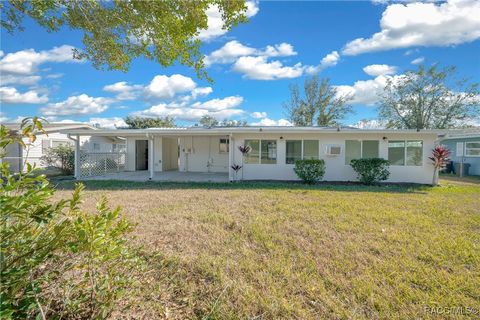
[
  {"left": 178, "top": 136, "right": 229, "bottom": 173},
  {"left": 230, "top": 132, "right": 437, "bottom": 184}
]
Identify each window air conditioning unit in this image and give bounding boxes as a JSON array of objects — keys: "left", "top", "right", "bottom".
[{"left": 325, "top": 145, "right": 341, "bottom": 156}]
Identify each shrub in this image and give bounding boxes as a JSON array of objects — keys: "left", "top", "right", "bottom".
[
  {"left": 1, "top": 120, "right": 139, "bottom": 319},
  {"left": 41, "top": 144, "right": 74, "bottom": 175},
  {"left": 350, "top": 158, "right": 390, "bottom": 185},
  {"left": 294, "top": 159, "right": 326, "bottom": 184}
]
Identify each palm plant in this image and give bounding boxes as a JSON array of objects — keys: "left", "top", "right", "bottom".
[
  {"left": 429, "top": 145, "right": 450, "bottom": 186},
  {"left": 238, "top": 145, "right": 251, "bottom": 180}
]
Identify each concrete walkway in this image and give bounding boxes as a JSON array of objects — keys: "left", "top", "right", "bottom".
[{"left": 81, "top": 171, "right": 229, "bottom": 182}]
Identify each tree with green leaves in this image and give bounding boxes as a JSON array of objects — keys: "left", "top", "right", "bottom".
[
  {"left": 1, "top": 0, "right": 250, "bottom": 79},
  {"left": 284, "top": 76, "right": 353, "bottom": 127},
  {"left": 199, "top": 115, "right": 219, "bottom": 127},
  {"left": 1, "top": 118, "right": 139, "bottom": 318},
  {"left": 378, "top": 65, "right": 480, "bottom": 129},
  {"left": 220, "top": 119, "right": 248, "bottom": 127},
  {"left": 124, "top": 116, "right": 175, "bottom": 129}
]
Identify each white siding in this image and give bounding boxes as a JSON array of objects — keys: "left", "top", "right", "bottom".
[
  {"left": 178, "top": 136, "right": 229, "bottom": 173},
  {"left": 230, "top": 132, "right": 436, "bottom": 184}
]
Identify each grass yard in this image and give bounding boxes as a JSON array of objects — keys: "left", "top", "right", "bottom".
[{"left": 52, "top": 179, "right": 480, "bottom": 319}]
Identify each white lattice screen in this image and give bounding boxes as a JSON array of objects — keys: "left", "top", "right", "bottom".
[{"left": 79, "top": 152, "right": 126, "bottom": 178}]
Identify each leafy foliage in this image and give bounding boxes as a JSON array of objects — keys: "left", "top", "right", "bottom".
[
  {"left": 238, "top": 145, "right": 251, "bottom": 155},
  {"left": 429, "top": 145, "right": 451, "bottom": 185},
  {"left": 199, "top": 115, "right": 249, "bottom": 127},
  {"left": 293, "top": 159, "right": 326, "bottom": 184},
  {"left": 124, "top": 116, "right": 175, "bottom": 129},
  {"left": 41, "top": 144, "right": 74, "bottom": 175},
  {"left": 0, "top": 120, "right": 139, "bottom": 319},
  {"left": 284, "top": 76, "right": 353, "bottom": 126},
  {"left": 378, "top": 65, "right": 480, "bottom": 129},
  {"left": 350, "top": 158, "right": 390, "bottom": 185},
  {"left": 1, "top": 0, "right": 250, "bottom": 78}
]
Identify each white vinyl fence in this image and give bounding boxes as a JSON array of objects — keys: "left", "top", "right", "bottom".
[{"left": 79, "top": 152, "right": 126, "bottom": 178}]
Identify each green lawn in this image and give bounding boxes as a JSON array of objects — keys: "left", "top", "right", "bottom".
[{"left": 53, "top": 179, "right": 480, "bottom": 319}]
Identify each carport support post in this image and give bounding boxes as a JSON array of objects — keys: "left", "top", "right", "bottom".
[
  {"left": 149, "top": 137, "right": 154, "bottom": 180},
  {"left": 74, "top": 134, "right": 80, "bottom": 179}
]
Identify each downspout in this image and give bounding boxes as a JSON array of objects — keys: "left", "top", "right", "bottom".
[{"left": 67, "top": 134, "right": 81, "bottom": 179}]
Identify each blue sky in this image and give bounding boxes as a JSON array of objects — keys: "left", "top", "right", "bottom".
[{"left": 1, "top": 0, "right": 479, "bottom": 128}]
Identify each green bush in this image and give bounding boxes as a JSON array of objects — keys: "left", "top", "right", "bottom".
[
  {"left": 294, "top": 159, "right": 326, "bottom": 184},
  {"left": 1, "top": 120, "right": 139, "bottom": 319},
  {"left": 41, "top": 144, "right": 74, "bottom": 175},
  {"left": 350, "top": 158, "right": 390, "bottom": 185}
]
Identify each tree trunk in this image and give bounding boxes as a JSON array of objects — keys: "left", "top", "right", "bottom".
[{"left": 432, "top": 167, "right": 439, "bottom": 186}]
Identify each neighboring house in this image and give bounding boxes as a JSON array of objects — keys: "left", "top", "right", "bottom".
[
  {"left": 64, "top": 126, "right": 445, "bottom": 184},
  {"left": 2, "top": 123, "right": 124, "bottom": 172},
  {"left": 440, "top": 130, "right": 480, "bottom": 176}
]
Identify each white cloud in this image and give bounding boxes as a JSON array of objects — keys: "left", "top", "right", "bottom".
[
  {"left": 0, "top": 74, "right": 41, "bottom": 86},
  {"left": 89, "top": 117, "right": 127, "bottom": 129},
  {"left": 0, "top": 86, "right": 48, "bottom": 104},
  {"left": 306, "top": 51, "right": 340, "bottom": 74},
  {"left": 363, "top": 64, "right": 398, "bottom": 76},
  {"left": 133, "top": 96, "right": 245, "bottom": 121},
  {"left": 191, "top": 87, "right": 213, "bottom": 99},
  {"left": 410, "top": 57, "right": 425, "bottom": 65},
  {"left": 204, "top": 40, "right": 296, "bottom": 66},
  {"left": 198, "top": 1, "right": 259, "bottom": 41},
  {"left": 251, "top": 111, "right": 267, "bottom": 119},
  {"left": 343, "top": 0, "right": 480, "bottom": 55},
  {"left": 41, "top": 94, "right": 110, "bottom": 116},
  {"left": 335, "top": 75, "right": 397, "bottom": 106},
  {"left": 145, "top": 74, "right": 197, "bottom": 99},
  {"left": 0, "top": 45, "right": 80, "bottom": 75},
  {"left": 46, "top": 73, "right": 64, "bottom": 79},
  {"left": 103, "top": 81, "right": 143, "bottom": 100},
  {"left": 251, "top": 118, "right": 292, "bottom": 126},
  {"left": 191, "top": 96, "right": 243, "bottom": 111},
  {"left": 233, "top": 56, "right": 304, "bottom": 80},
  {"left": 205, "top": 40, "right": 257, "bottom": 66},
  {"left": 262, "top": 43, "right": 297, "bottom": 57},
  {"left": 207, "top": 41, "right": 338, "bottom": 79}
]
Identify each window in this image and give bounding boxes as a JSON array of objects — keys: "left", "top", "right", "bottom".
[
  {"left": 244, "top": 139, "right": 277, "bottom": 164},
  {"left": 466, "top": 141, "right": 480, "bottom": 157},
  {"left": 406, "top": 141, "right": 423, "bottom": 166},
  {"left": 286, "top": 140, "right": 319, "bottom": 164},
  {"left": 303, "top": 140, "right": 319, "bottom": 160},
  {"left": 286, "top": 140, "right": 302, "bottom": 164},
  {"left": 261, "top": 140, "right": 277, "bottom": 164},
  {"left": 244, "top": 139, "right": 260, "bottom": 164},
  {"left": 345, "top": 140, "right": 379, "bottom": 165},
  {"left": 388, "top": 141, "right": 405, "bottom": 165},
  {"left": 219, "top": 138, "right": 229, "bottom": 153},
  {"left": 388, "top": 140, "right": 423, "bottom": 166},
  {"left": 93, "top": 143, "right": 100, "bottom": 151}
]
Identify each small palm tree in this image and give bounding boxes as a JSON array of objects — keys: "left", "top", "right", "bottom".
[
  {"left": 238, "top": 145, "right": 250, "bottom": 180},
  {"left": 429, "top": 145, "right": 450, "bottom": 186}
]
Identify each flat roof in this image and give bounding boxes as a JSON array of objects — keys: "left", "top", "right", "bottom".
[{"left": 64, "top": 126, "right": 448, "bottom": 137}]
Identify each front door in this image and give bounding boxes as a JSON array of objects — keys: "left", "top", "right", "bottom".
[{"left": 135, "top": 140, "right": 148, "bottom": 170}]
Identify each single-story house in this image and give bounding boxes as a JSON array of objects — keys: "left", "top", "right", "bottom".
[
  {"left": 64, "top": 126, "right": 446, "bottom": 184},
  {"left": 440, "top": 130, "right": 480, "bottom": 176},
  {"left": 2, "top": 123, "right": 124, "bottom": 172}
]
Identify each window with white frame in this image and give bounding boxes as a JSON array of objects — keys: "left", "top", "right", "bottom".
[
  {"left": 219, "top": 138, "right": 229, "bottom": 153},
  {"left": 244, "top": 139, "right": 277, "bottom": 164},
  {"left": 93, "top": 143, "right": 100, "bottom": 151},
  {"left": 286, "top": 140, "right": 319, "bottom": 164},
  {"left": 112, "top": 143, "right": 126, "bottom": 153},
  {"left": 345, "top": 140, "right": 379, "bottom": 165},
  {"left": 388, "top": 140, "right": 423, "bottom": 166},
  {"left": 465, "top": 141, "right": 480, "bottom": 156}
]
